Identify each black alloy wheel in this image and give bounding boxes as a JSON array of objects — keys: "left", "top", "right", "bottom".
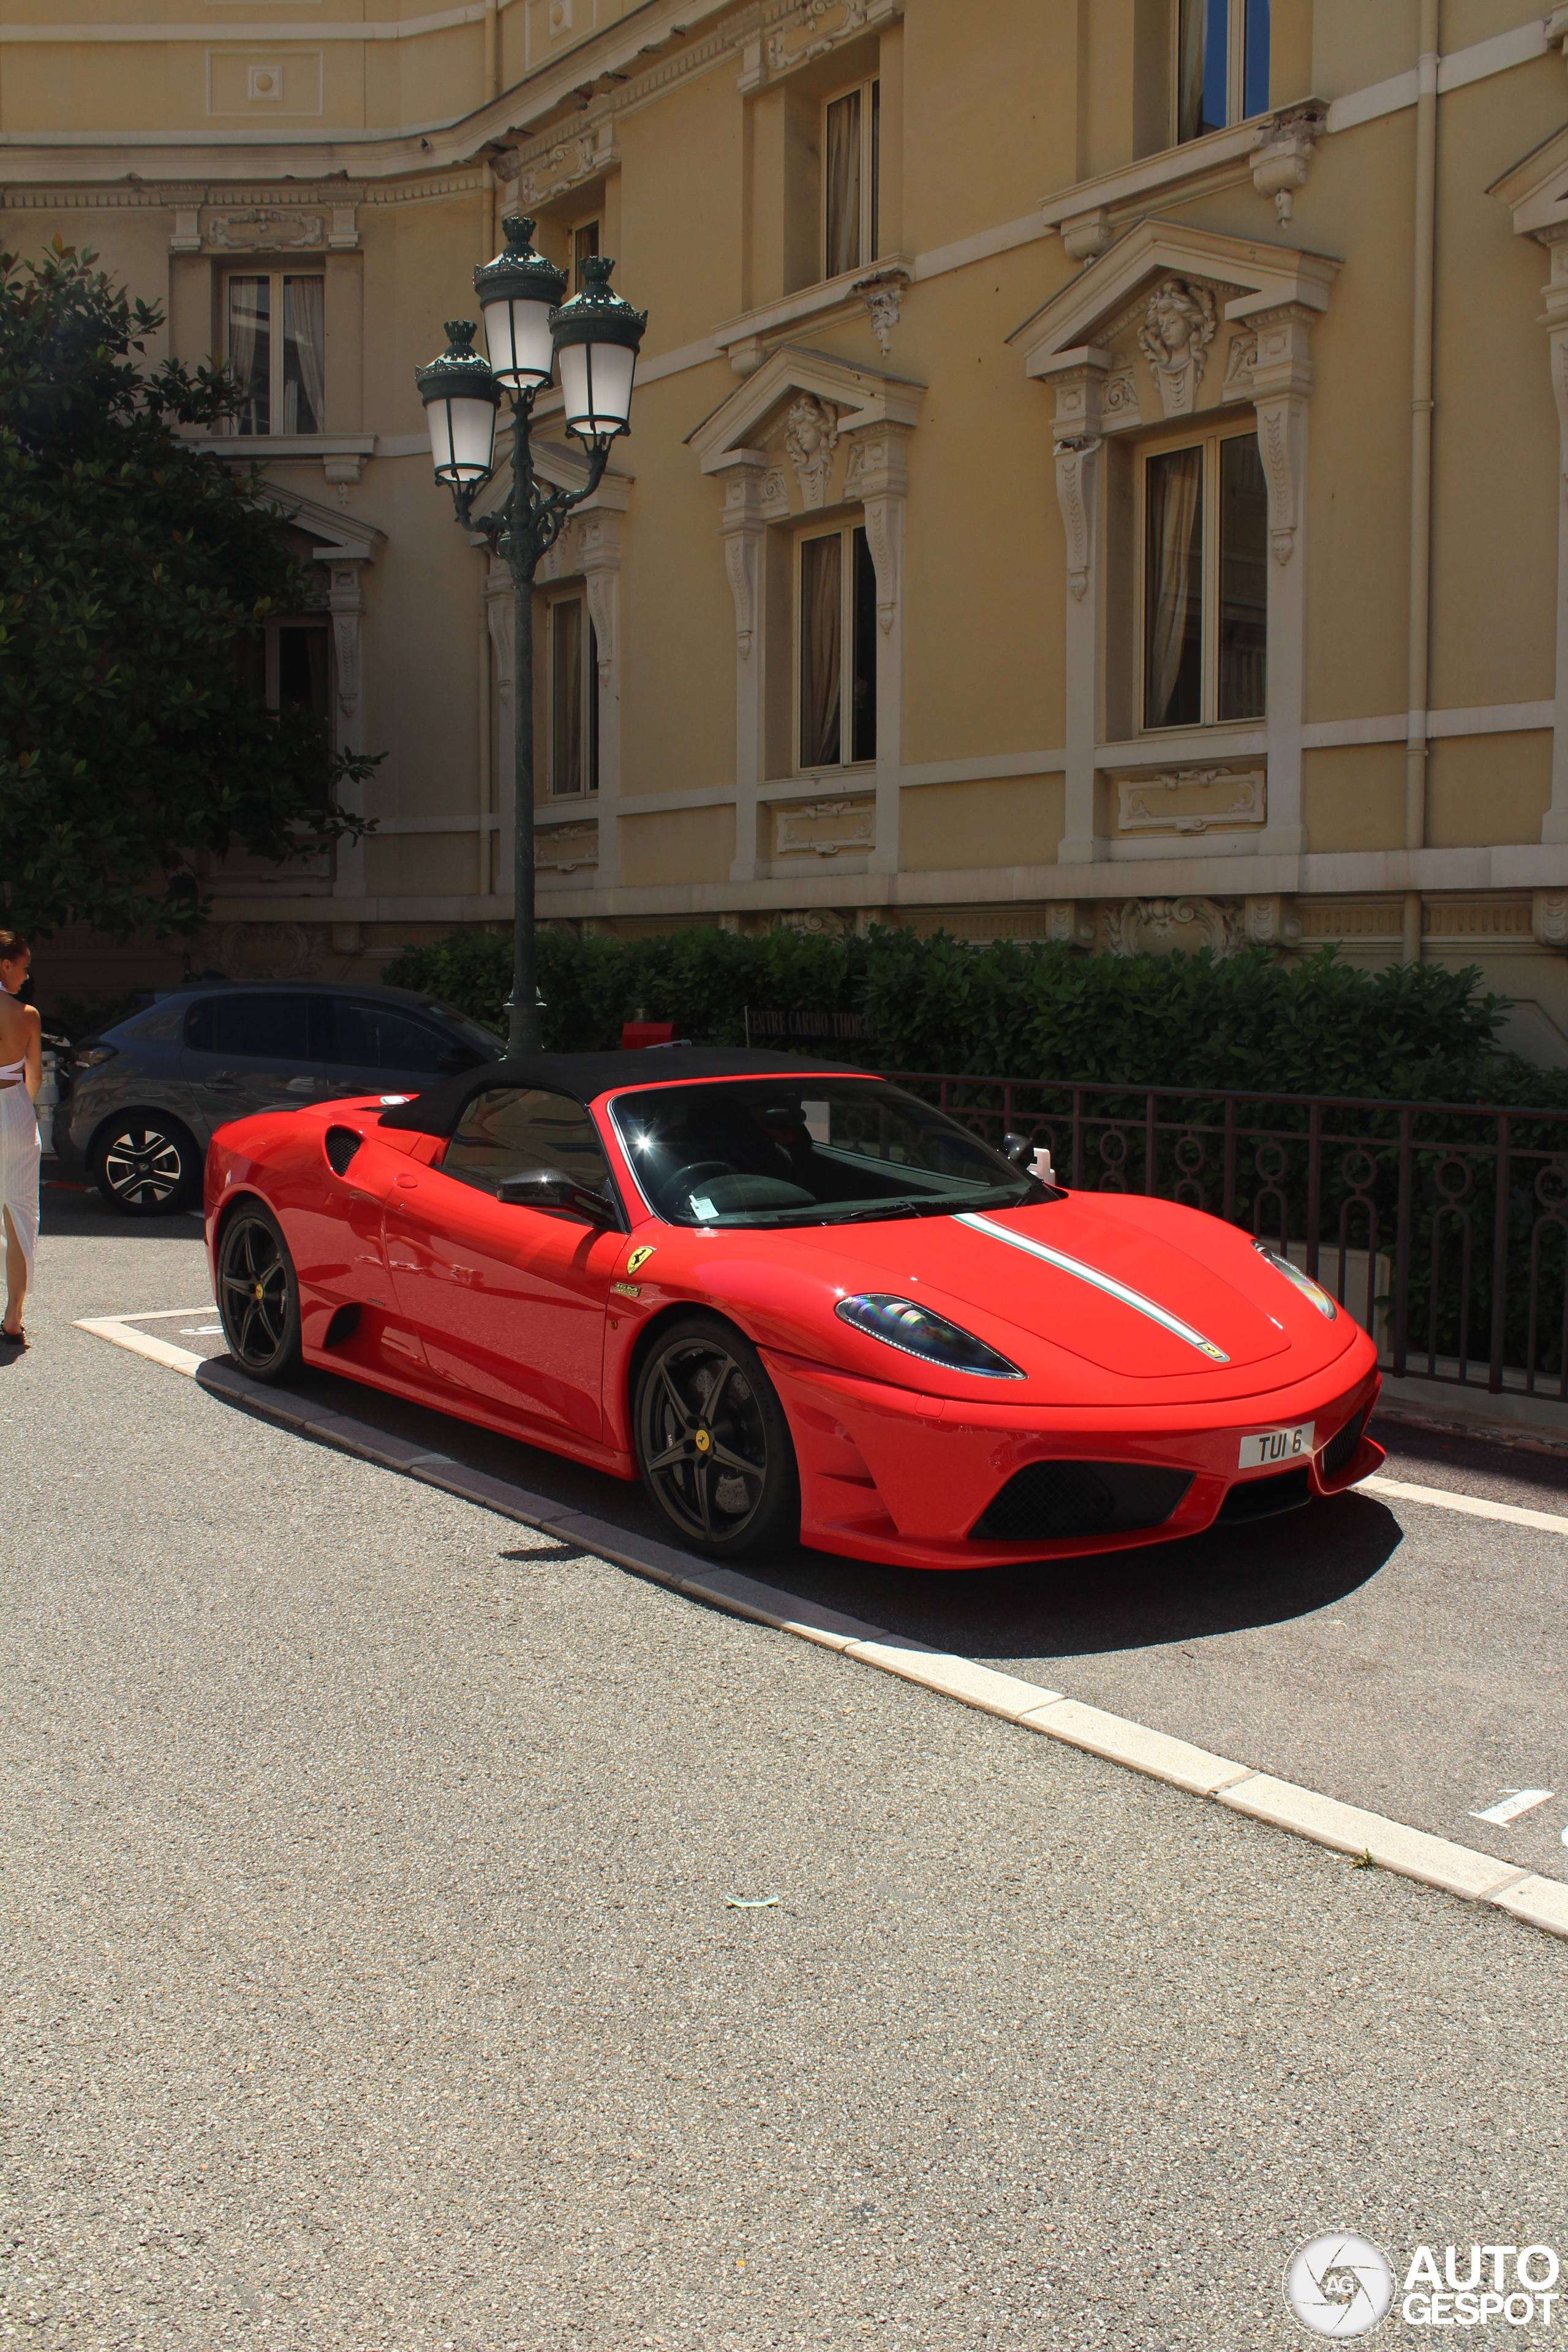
[
  {"left": 217, "top": 1204, "right": 303, "bottom": 1382},
  {"left": 93, "top": 1118, "right": 200, "bottom": 1216},
  {"left": 633, "top": 1313, "right": 799, "bottom": 1559}
]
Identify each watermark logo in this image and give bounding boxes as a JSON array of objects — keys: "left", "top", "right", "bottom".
[{"left": 1285, "top": 2234, "right": 1396, "bottom": 2338}]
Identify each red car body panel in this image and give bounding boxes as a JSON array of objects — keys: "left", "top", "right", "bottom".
[{"left": 204, "top": 1071, "right": 1384, "bottom": 1569}]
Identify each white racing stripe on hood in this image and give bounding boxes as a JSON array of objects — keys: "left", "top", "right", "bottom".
[{"left": 954, "top": 1212, "right": 1231, "bottom": 1365}]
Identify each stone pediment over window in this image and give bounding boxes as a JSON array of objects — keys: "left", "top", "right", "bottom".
[
  {"left": 1490, "top": 119, "right": 1568, "bottom": 237},
  {"left": 687, "top": 343, "right": 924, "bottom": 511},
  {"left": 1008, "top": 218, "right": 1340, "bottom": 433}
]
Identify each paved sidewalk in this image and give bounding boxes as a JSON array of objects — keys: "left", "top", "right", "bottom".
[{"left": 4, "top": 1201, "right": 1566, "bottom": 2347}]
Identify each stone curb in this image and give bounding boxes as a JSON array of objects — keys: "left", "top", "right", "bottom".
[{"left": 183, "top": 1356, "right": 1568, "bottom": 1946}]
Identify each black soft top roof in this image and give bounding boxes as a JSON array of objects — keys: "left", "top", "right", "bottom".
[{"left": 377, "top": 1046, "right": 873, "bottom": 1136}]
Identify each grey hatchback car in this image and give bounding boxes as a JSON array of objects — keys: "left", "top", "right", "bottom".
[{"left": 54, "top": 979, "right": 506, "bottom": 1214}]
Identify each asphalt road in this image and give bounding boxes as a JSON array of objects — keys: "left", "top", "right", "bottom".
[{"left": 4, "top": 1191, "right": 1568, "bottom": 2348}]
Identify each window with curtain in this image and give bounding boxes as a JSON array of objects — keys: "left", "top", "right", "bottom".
[
  {"left": 824, "top": 78, "right": 880, "bottom": 280},
  {"left": 1142, "top": 429, "right": 1266, "bottom": 731},
  {"left": 549, "top": 592, "right": 599, "bottom": 796},
  {"left": 799, "top": 524, "right": 876, "bottom": 771},
  {"left": 1177, "top": 0, "right": 1269, "bottom": 143},
  {"left": 227, "top": 271, "right": 325, "bottom": 435}
]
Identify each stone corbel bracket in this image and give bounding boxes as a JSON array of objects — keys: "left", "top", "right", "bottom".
[
  {"left": 717, "top": 451, "right": 769, "bottom": 661},
  {"left": 1248, "top": 306, "right": 1315, "bottom": 565},
  {"left": 1249, "top": 102, "right": 1328, "bottom": 225},
  {"left": 1044, "top": 901, "right": 1098, "bottom": 949},
  {"left": 1533, "top": 890, "right": 1568, "bottom": 949},
  {"left": 843, "top": 420, "right": 910, "bottom": 633},
  {"left": 853, "top": 263, "right": 913, "bottom": 356},
  {"left": 1245, "top": 894, "right": 1302, "bottom": 949}
]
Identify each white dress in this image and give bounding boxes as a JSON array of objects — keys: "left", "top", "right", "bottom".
[{"left": 0, "top": 1059, "right": 39, "bottom": 1294}]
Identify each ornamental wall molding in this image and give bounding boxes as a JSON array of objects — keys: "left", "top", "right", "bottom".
[
  {"left": 772, "top": 794, "right": 876, "bottom": 858},
  {"left": 1115, "top": 765, "right": 1266, "bottom": 836},
  {"left": 736, "top": 0, "right": 902, "bottom": 94},
  {"left": 690, "top": 343, "right": 924, "bottom": 475},
  {"left": 534, "top": 820, "right": 600, "bottom": 875},
  {"left": 513, "top": 120, "right": 617, "bottom": 209},
  {"left": 1102, "top": 896, "right": 1246, "bottom": 960},
  {"left": 1534, "top": 889, "right": 1568, "bottom": 949}
]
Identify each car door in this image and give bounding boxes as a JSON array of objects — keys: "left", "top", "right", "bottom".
[
  {"left": 319, "top": 997, "right": 484, "bottom": 1102},
  {"left": 382, "top": 1084, "right": 622, "bottom": 1444},
  {"left": 181, "top": 992, "right": 332, "bottom": 1134}
]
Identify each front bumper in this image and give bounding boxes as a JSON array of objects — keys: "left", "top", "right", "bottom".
[{"left": 766, "top": 1349, "right": 1383, "bottom": 1570}]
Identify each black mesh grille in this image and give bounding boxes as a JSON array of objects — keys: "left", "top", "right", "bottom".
[
  {"left": 1216, "top": 1465, "right": 1312, "bottom": 1523},
  {"left": 1319, "top": 1405, "right": 1368, "bottom": 1479},
  {"left": 972, "top": 1460, "right": 1193, "bottom": 1544},
  {"left": 325, "top": 1125, "right": 363, "bottom": 1177}
]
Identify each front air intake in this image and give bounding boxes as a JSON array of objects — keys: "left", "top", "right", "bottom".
[
  {"left": 971, "top": 1460, "right": 1193, "bottom": 1544},
  {"left": 324, "top": 1125, "right": 363, "bottom": 1177},
  {"left": 1319, "top": 1404, "right": 1368, "bottom": 1479}
]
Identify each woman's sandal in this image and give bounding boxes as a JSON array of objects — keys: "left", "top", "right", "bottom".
[{"left": 0, "top": 1325, "right": 26, "bottom": 1348}]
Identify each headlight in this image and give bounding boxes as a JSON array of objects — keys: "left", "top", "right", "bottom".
[
  {"left": 74, "top": 1044, "right": 118, "bottom": 1069},
  {"left": 1253, "top": 1240, "right": 1337, "bottom": 1321},
  {"left": 835, "top": 1293, "right": 1025, "bottom": 1379}
]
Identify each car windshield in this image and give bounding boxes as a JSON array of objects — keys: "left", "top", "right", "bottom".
[{"left": 609, "top": 1077, "right": 1042, "bottom": 1228}]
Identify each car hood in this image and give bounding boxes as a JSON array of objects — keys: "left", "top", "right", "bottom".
[{"left": 688, "top": 1191, "right": 1362, "bottom": 1401}]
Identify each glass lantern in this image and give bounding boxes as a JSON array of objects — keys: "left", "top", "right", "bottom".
[
  {"left": 414, "top": 321, "right": 500, "bottom": 484},
  {"left": 473, "top": 216, "right": 568, "bottom": 394},
  {"left": 549, "top": 256, "right": 647, "bottom": 442}
]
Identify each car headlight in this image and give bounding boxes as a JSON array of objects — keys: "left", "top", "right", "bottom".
[
  {"left": 1253, "top": 1240, "right": 1337, "bottom": 1321},
  {"left": 73, "top": 1044, "right": 118, "bottom": 1069},
  {"left": 835, "top": 1293, "right": 1025, "bottom": 1379}
]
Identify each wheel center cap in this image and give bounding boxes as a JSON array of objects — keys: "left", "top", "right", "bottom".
[
  {"left": 253, "top": 1281, "right": 265, "bottom": 1300},
  {"left": 695, "top": 1428, "right": 711, "bottom": 1452}
]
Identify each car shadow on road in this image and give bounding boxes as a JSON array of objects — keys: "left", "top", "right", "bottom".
[
  {"left": 213, "top": 1356, "right": 1403, "bottom": 1669},
  {"left": 41, "top": 1185, "right": 205, "bottom": 1241}
]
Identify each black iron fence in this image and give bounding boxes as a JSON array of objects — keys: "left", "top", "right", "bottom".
[{"left": 891, "top": 1072, "right": 1568, "bottom": 1406}]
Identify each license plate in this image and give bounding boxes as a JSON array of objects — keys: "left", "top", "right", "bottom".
[{"left": 1238, "top": 1420, "right": 1314, "bottom": 1469}]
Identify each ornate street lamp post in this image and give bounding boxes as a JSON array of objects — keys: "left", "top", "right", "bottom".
[{"left": 416, "top": 219, "right": 646, "bottom": 1054}]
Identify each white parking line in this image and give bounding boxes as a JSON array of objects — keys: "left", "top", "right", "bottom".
[
  {"left": 1362, "top": 1472, "right": 1568, "bottom": 1538},
  {"left": 75, "top": 1308, "right": 1568, "bottom": 1944}
]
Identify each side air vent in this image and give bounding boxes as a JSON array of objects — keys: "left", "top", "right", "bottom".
[
  {"left": 1319, "top": 1405, "right": 1368, "bottom": 1480},
  {"left": 971, "top": 1460, "right": 1193, "bottom": 1544},
  {"left": 1215, "top": 1465, "right": 1311, "bottom": 1524},
  {"left": 325, "top": 1125, "right": 363, "bottom": 1177}
]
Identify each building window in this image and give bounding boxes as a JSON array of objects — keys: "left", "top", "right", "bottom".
[
  {"left": 238, "top": 619, "right": 332, "bottom": 720},
  {"left": 798, "top": 524, "right": 876, "bottom": 769},
  {"left": 549, "top": 592, "right": 599, "bottom": 796},
  {"left": 1142, "top": 429, "right": 1267, "bottom": 731},
  {"left": 571, "top": 219, "right": 600, "bottom": 295},
  {"left": 1177, "top": 0, "right": 1269, "bottom": 143},
  {"left": 824, "top": 78, "right": 880, "bottom": 279},
  {"left": 226, "top": 272, "right": 326, "bottom": 435}
]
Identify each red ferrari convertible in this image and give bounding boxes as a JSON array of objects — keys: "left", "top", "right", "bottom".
[{"left": 204, "top": 1049, "right": 1383, "bottom": 1568}]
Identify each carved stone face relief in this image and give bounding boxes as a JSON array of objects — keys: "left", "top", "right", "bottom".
[
  {"left": 783, "top": 394, "right": 840, "bottom": 510},
  {"left": 1136, "top": 278, "right": 1218, "bottom": 417}
]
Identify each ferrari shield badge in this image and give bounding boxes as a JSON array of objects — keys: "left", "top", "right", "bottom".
[{"left": 625, "top": 1245, "right": 656, "bottom": 1275}]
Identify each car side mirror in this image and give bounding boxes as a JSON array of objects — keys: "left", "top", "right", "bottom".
[
  {"left": 497, "top": 1167, "right": 618, "bottom": 1227},
  {"left": 435, "top": 1047, "right": 480, "bottom": 1074},
  {"left": 1003, "top": 1131, "right": 1033, "bottom": 1169}
]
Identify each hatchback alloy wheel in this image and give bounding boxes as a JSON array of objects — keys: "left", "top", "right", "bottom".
[{"left": 96, "top": 1121, "right": 196, "bottom": 1215}]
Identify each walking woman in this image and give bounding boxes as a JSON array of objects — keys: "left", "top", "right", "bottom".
[{"left": 0, "top": 929, "right": 41, "bottom": 1349}]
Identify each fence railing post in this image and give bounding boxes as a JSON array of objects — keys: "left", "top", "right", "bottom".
[
  {"left": 1393, "top": 1106, "right": 1412, "bottom": 1377},
  {"left": 1490, "top": 1112, "right": 1511, "bottom": 1395},
  {"left": 1071, "top": 1088, "right": 1084, "bottom": 1188},
  {"left": 1145, "top": 1091, "right": 1156, "bottom": 1195},
  {"left": 1306, "top": 1101, "right": 1322, "bottom": 1283},
  {"left": 1223, "top": 1098, "right": 1237, "bottom": 1225}
]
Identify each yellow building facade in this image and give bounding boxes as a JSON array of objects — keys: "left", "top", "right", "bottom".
[{"left": 9, "top": 0, "right": 1568, "bottom": 1056}]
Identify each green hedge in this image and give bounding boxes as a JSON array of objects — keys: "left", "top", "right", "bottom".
[{"left": 382, "top": 922, "right": 1568, "bottom": 1109}]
